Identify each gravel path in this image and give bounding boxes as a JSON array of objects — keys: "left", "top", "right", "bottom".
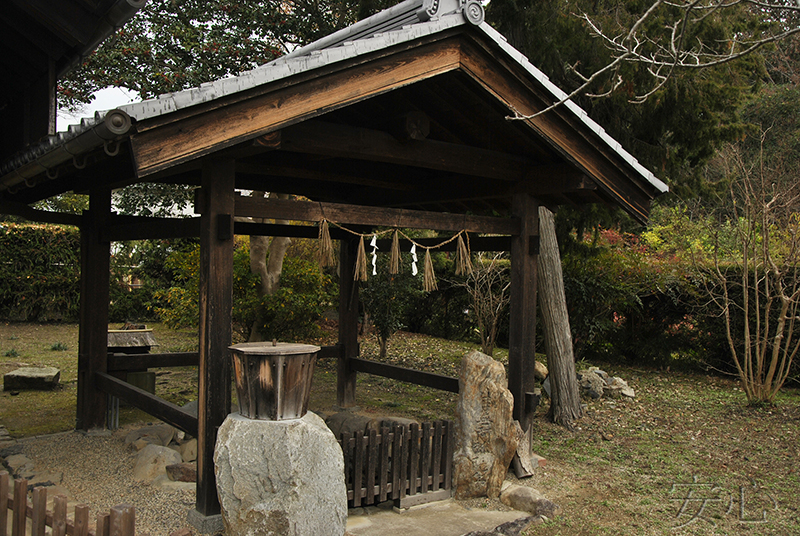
[{"left": 16, "top": 426, "right": 197, "bottom": 536}]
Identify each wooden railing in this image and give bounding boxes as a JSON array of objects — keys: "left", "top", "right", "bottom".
[
  {"left": 1, "top": 471, "right": 137, "bottom": 536},
  {"left": 338, "top": 421, "right": 453, "bottom": 509}
]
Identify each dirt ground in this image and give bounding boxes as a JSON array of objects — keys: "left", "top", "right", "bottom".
[{"left": 2, "top": 323, "right": 799, "bottom": 535}]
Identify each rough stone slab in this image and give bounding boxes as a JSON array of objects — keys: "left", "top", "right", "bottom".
[
  {"left": 215, "top": 411, "right": 347, "bottom": 536},
  {"left": 453, "top": 351, "right": 519, "bottom": 500},
  {"left": 4, "top": 367, "right": 60, "bottom": 390}
]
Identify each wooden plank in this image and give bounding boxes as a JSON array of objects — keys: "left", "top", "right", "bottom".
[
  {"left": 109, "top": 505, "right": 134, "bottom": 536},
  {"left": 420, "top": 423, "right": 431, "bottom": 493},
  {"left": 131, "top": 41, "right": 462, "bottom": 178},
  {"left": 233, "top": 222, "right": 350, "bottom": 241},
  {"left": 52, "top": 495, "right": 67, "bottom": 536},
  {"left": 337, "top": 236, "right": 359, "bottom": 407},
  {"left": 95, "top": 513, "right": 109, "bottom": 536},
  {"left": 349, "top": 359, "right": 458, "bottom": 393},
  {"left": 432, "top": 421, "right": 443, "bottom": 492},
  {"left": 196, "top": 159, "right": 235, "bottom": 518},
  {"left": 340, "top": 434, "right": 354, "bottom": 502},
  {"left": 408, "top": 424, "right": 420, "bottom": 496},
  {"left": 396, "top": 488, "right": 451, "bottom": 509},
  {"left": 95, "top": 372, "right": 197, "bottom": 436},
  {"left": 391, "top": 427, "right": 402, "bottom": 500},
  {"left": 459, "top": 40, "right": 658, "bottom": 223},
  {"left": 353, "top": 433, "right": 365, "bottom": 508},
  {"left": 103, "top": 216, "right": 200, "bottom": 242},
  {"left": 443, "top": 421, "right": 454, "bottom": 491},
  {"left": 31, "top": 487, "right": 46, "bottom": 536},
  {"left": 399, "top": 427, "right": 409, "bottom": 500},
  {"left": 507, "top": 193, "right": 538, "bottom": 425},
  {"left": 96, "top": 371, "right": 194, "bottom": 432},
  {"left": 0, "top": 471, "right": 8, "bottom": 536},
  {"left": 365, "top": 429, "right": 377, "bottom": 506},
  {"left": 107, "top": 352, "right": 198, "bottom": 371},
  {"left": 279, "top": 120, "right": 527, "bottom": 182},
  {"left": 74, "top": 505, "right": 89, "bottom": 536},
  {"left": 77, "top": 190, "right": 112, "bottom": 431},
  {"left": 378, "top": 427, "right": 390, "bottom": 503},
  {"left": 12, "top": 479, "right": 26, "bottom": 536},
  {"left": 0, "top": 202, "right": 82, "bottom": 226},
  {"left": 235, "top": 196, "right": 519, "bottom": 235}
]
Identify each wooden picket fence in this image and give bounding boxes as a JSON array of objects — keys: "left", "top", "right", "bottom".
[
  {"left": 0, "top": 471, "right": 137, "bottom": 536},
  {"left": 338, "top": 420, "right": 454, "bottom": 509}
]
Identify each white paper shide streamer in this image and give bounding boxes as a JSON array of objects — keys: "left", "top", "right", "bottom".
[
  {"left": 410, "top": 244, "right": 418, "bottom": 276},
  {"left": 370, "top": 235, "right": 378, "bottom": 276}
]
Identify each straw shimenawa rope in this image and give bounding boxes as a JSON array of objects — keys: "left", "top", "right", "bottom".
[{"left": 316, "top": 218, "right": 472, "bottom": 289}]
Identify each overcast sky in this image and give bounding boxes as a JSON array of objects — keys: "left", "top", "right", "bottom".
[{"left": 56, "top": 87, "right": 141, "bottom": 132}]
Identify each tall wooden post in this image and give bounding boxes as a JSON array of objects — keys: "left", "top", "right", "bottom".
[
  {"left": 337, "top": 235, "right": 359, "bottom": 407},
  {"left": 76, "top": 188, "right": 111, "bottom": 431},
  {"left": 508, "top": 193, "right": 539, "bottom": 429},
  {"left": 194, "top": 159, "right": 234, "bottom": 524}
]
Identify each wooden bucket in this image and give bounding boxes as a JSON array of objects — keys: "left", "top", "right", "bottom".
[{"left": 229, "top": 342, "right": 320, "bottom": 420}]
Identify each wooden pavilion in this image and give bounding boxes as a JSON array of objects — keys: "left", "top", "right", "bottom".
[{"left": 0, "top": 0, "right": 667, "bottom": 529}]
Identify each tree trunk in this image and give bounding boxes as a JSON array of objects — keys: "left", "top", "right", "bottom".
[
  {"left": 538, "top": 206, "right": 583, "bottom": 429},
  {"left": 248, "top": 192, "right": 292, "bottom": 342},
  {"left": 379, "top": 336, "right": 388, "bottom": 359}
]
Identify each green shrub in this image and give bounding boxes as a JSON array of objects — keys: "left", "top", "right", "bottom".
[
  {"left": 0, "top": 223, "right": 81, "bottom": 321},
  {"left": 155, "top": 240, "right": 335, "bottom": 342},
  {"left": 252, "top": 256, "right": 336, "bottom": 341}
]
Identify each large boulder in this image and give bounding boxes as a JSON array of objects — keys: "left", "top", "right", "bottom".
[
  {"left": 453, "top": 351, "right": 519, "bottom": 499},
  {"left": 214, "top": 411, "right": 347, "bottom": 536}
]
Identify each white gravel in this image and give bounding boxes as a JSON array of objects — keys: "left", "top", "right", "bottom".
[{"left": 15, "top": 426, "right": 197, "bottom": 536}]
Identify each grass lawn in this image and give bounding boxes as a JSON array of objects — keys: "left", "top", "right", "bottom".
[{"left": 1, "top": 322, "right": 798, "bottom": 535}]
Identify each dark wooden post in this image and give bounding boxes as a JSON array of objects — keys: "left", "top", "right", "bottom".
[
  {"left": 337, "top": 235, "right": 359, "bottom": 407},
  {"left": 76, "top": 188, "right": 111, "bottom": 431},
  {"left": 195, "top": 159, "right": 235, "bottom": 520},
  {"left": 508, "top": 192, "right": 539, "bottom": 429}
]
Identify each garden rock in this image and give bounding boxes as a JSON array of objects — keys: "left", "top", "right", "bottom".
[
  {"left": 132, "top": 444, "right": 182, "bottom": 484},
  {"left": 0, "top": 426, "right": 15, "bottom": 449},
  {"left": 5, "top": 453, "right": 35, "bottom": 478},
  {"left": 533, "top": 361, "right": 548, "bottom": 381},
  {"left": 3, "top": 367, "right": 60, "bottom": 391},
  {"left": 577, "top": 370, "right": 605, "bottom": 399},
  {"left": 325, "top": 411, "right": 380, "bottom": 439},
  {"left": 166, "top": 462, "right": 197, "bottom": 482},
  {"left": 499, "top": 485, "right": 561, "bottom": 518},
  {"left": 453, "top": 351, "right": 519, "bottom": 500},
  {"left": 605, "top": 376, "right": 636, "bottom": 398},
  {"left": 215, "top": 411, "right": 347, "bottom": 536},
  {"left": 461, "top": 516, "right": 544, "bottom": 536},
  {"left": 125, "top": 424, "right": 175, "bottom": 449},
  {"left": 178, "top": 438, "right": 197, "bottom": 462}
]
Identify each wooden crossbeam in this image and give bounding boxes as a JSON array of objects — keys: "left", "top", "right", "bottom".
[
  {"left": 233, "top": 195, "right": 519, "bottom": 235},
  {"left": 276, "top": 120, "right": 528, "bottom": 182},
  {"left": 95, "top": 372, "right": 198, "bottom": 436},
  {"left": 349, "top": 358, "right": 459, "bottom": 393}
]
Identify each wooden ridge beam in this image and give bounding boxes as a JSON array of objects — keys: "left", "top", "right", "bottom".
[
  {"left": 233, "top": 196, "right": 519, "bottom": 235},
  {"left": 349, "top": 358, "right": 459, "bottom": 393},
  {"left": 277, "top": 120, "right": 527, "bottom": 182},
  {"left": 95, "top": 372, "right": 198, "bottom": 436}
]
